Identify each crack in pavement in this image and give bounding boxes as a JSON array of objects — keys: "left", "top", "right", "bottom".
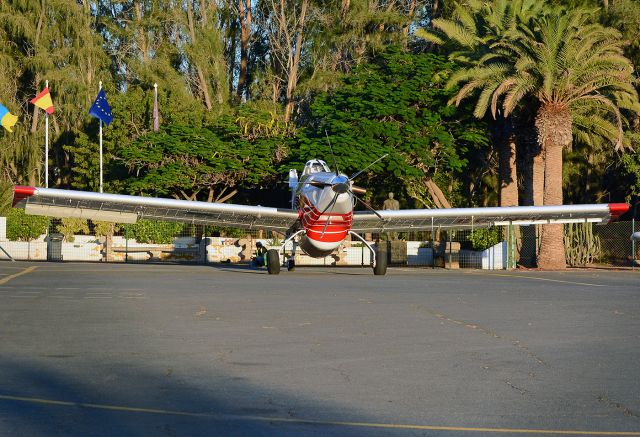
[{"left": 411, "top": 304, "right": 547, "bottom": 366}]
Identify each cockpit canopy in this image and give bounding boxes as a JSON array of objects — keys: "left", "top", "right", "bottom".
[{"left": 302, "top": 159, "right": 331, "bottom": 175}]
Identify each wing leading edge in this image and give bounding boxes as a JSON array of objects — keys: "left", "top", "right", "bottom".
[
  {"left": 13, "top": 186, "right": 298, "bottom": 232},
  {"left": 351, "top": 203, "right": 628, "bottom": 232},
  {"left": 13, "top": 186, "right": 629, "bottom": 234}
]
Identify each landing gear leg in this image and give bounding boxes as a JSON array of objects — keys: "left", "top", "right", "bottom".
[
  {"left": 348, "top": 231, "right": 387, "bottom": 276},
  {"left": 280, "top": 230, "right": 305, "bottom": 273}
]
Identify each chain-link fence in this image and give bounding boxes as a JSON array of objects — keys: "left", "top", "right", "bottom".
[{"left": 0, "top": 213, "right": 637, "bottom": 269}]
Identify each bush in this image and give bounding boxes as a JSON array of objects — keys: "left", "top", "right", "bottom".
[
  {"left": 58, "top": 217, "right": 90, "bottom": 242},
  {"left": 469, "top": 227, "right": 501, "bottom": 251},
  {"left": 128, "top": 220, "right": 184, "bottom": 244},
  {"left": 92, "top": 221, "right": 121, "bottom": 238},
  {"left": 6, "top": 208, "right": 50, "bottom": 241}
]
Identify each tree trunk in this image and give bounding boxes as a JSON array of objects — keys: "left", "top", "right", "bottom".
[
  {"left": 532, "top": 150, "right": 544, "bottom": 206},
  {"left": 237, "top": 0, "right": 252, "bottom": 100},
  {"left": 536, "top": 103, "right": 572, "bottom": 270},
  {"left": 187, "top": 0, "right": 213, "bottom": 110},
  {"left": 284, "top": 0, "right": 308, "bottom": 122},
  {"left": 498, "top": 133, "right": 518, "bottom": 207},
  {"left": 425, "top": 178, "right": 451, "bottom": 209}
]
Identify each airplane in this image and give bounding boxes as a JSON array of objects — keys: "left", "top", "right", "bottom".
[{"left": 12, "top": 158, "right": 629, "bottom": 275}]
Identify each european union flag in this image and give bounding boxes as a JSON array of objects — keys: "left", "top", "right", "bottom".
[{"left": 89, "top": 89, "right": 113, "bottom": 125}]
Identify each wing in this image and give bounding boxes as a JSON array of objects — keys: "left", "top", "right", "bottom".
[
  {"left": 13, "top": 186, "right": 299, "bottom": 232},
  {"left": 351, "top": 204, "right": 628, "bottom": 232}
]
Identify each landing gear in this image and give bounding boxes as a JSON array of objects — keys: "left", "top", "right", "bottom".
[
  {"left": 267, "top": 249, "right": 280, "bottom": 275},
  {"left": 287, "top": 259, "right": 295, "bottom": 271},
  {"left": 373, "top": 245, "right": 387, "bottom": 276},
  {"left": 348, "top": 231, "right": 387, "bottom": 276}
]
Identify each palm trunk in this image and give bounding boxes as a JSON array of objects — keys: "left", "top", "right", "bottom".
[
  {"left": 536, "top": 103, "right": 572, "bottom": 270},
  {"left": 498, "top": 134, "right": 518, "bottom": 207}
]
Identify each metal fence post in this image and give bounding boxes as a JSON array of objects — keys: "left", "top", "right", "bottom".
[
  {"left": 633, "top": 218, "right": 636, "bottom": 270},
  {"left": 125, "top": 224, "right": 129, "bottom": 263}
]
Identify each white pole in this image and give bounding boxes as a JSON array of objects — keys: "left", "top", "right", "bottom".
[
  {"left": 99, "top": 81, "right": 103, "bottom": 193},
  {"left": 45, "top": 79, "right": 49, "bottom": 188}
]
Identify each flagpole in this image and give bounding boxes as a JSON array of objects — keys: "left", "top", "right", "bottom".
[
  {"left": 153, "top": 83, "right": 158, "bottom": 132},
  {"left": 99, "top": 81, "right": 103, "bottom": 194},
  {"left": 45, "top": 80, "right": 49, "bottom": 188}
]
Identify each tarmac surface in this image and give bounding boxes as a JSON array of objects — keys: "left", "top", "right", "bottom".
[{"left": 0, "top": 261, "right": 638, "bottom": 436}]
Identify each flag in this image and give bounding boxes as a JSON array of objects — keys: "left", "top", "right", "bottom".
[
  {"left": 31, "top": 87, "right": 54, "bottom": 114},
  {"left": 153, "top": 84, "right": 159, "bottom": 132},
  {"left": 89, "top": 88, "right": 113, "bottom": 125},
  {"left": 0, "top": 103, "right": 18, "bottom": 133}
]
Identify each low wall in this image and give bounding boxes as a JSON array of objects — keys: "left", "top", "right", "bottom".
[{"left": 0, "top": 235, "right": 500, "bottom": 269}]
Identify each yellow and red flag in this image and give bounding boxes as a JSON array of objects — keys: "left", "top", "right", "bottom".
[{"left": 31, "top": 87, "right": 54, "bottom": 114}]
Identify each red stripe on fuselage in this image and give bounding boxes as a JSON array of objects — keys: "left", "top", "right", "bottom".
[{"left": 298, "top": 195, "right": 352, "bottom": 243}]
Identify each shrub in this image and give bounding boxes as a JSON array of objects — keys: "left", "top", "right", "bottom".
[
  {"left": 469, "top": 227, "right": 501, "bottom": 251},
  {"left": 5, "top": 208, "right": 50, "bottom": 241},
  {"left": 128, "top": 220, "right": 184, "bottom": 244},
  {"left": 92, "top": 221, "right": 121, "bottom": 238},
  {"left": 58, "top": 218, "right": 90, "bottom": 242}
]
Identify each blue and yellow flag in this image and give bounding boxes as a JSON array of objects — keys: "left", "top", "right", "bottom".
[
  {"left": 89, "top": 89, "right": 113, "bottom": 125},
  {"left": 0, "top": 103, "right": 18, "bottom": 132}
]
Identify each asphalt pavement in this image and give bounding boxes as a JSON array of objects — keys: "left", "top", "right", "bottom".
[{"left": 0, "top": 261, "right": 638, "bottom": 436}]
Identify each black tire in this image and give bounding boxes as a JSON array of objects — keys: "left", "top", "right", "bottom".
[
  {"left": 373, "top": 247, "right": 387, "bottom": 275},
  {"left": 267, "top": 249, "right": 281, "bottom": 275},
  {"left": 287, "top": 259, "right": 295, "bottom": 271}
]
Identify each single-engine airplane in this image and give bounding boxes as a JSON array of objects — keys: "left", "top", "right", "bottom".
[{"left": 12, "top": 158, "right": 628, "bottom": 275}]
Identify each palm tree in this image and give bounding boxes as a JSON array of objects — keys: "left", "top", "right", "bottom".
[
  {"left": 419, "top": 0, "right": 544, "bottom": 208},
  {"left": 447, "top": 8, "right": 640, "bottom": 269}
]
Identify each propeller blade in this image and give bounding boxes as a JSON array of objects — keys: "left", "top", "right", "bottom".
[
  {"left": 324, "top": 130, "right": 339, "bottom": 175},
  {"left": 319, "top": 192, "right": 340, "bottom": 238},
  {"left": 300, "top": 181, "right": 332, "bottom": 189},
  {"left": 351, "top": 185, "right": 366, "bottom": 195},
  {"left": 349, "top": 189, "right": 383, "bottom": 219},
  {"left": 349, "top": 153, "right": 389, "bottom": 181}
]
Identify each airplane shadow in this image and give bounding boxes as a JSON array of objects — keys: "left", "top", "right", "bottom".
[{"left": 0, "top": 356, "right": 389, "bottom": 436}]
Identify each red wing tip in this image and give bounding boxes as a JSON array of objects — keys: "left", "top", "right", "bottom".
[
  {"left": 12, "top": 186, "right": 36, "bottom": 207},
  {"left": 608, "top": 203, "right": 629, "bottom": 221}
]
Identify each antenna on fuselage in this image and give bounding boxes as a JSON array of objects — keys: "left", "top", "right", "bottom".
[{"left": 324, "top": 130, "right": 339, "bottom": 175}]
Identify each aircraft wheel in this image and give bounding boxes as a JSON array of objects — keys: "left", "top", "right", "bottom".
[
  {"left": 373, "top": 247, "right": 387, "bottom": 276},
  {"left": 267, "top": 249, "right": 281, "bottom": 275},
  {"left": 287, "top": 259, "right": 295, "bottom": 271}
]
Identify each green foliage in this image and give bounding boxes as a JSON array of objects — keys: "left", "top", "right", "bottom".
[
  {"left": 128, "top": 220, "right": 184, "bottom": 244},
  {"left": 92, "top": 221, "right": 121, "bottom": 238},
  {"left": 620, "top": 145, "right": 640, "bottom": 202},
  {"left": 0, "top": 182, "right": 12, "bottom": 216},
  {"left": 58, "top": 218, "right": 90, "bottom": 242},
  {"left": 6, "top": 209, "right": 49, "bottom": 241},
  {"left": 469, "top": 227, "right": 502, "bottom": 251},
  {"left": 116, "top": 105, "right": 291, "bottom": 202},
  {"left": 291, "top": 49, "right": 490, "bottom": 208}
]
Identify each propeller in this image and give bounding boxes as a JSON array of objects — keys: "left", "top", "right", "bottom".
[
  {"left": 349, "top": 153, "right": 389, "bottom": 181},
  {"left": 318, "top": 192, "right": 340, "bottom": 238},
  {"left": 349, "top": 189, "right": 383, "bottom": 219},
  {"left": 325, "top": 130, "right": 340, "bottom": 175},
  {"left": 301, "top": 152, "right": 389, "bottom": 236}
]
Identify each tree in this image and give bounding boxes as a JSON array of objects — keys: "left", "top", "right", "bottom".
[
  {"left": 447, "top": 8, "right": 640, "bottom": 269},
  {"left": 418, "top": 0, "right": 545, "bottom": 208},
  {"left": 117, "top": 107, "right": 290, "bottom": 202},
  {"left": 290, "top": 49, "right": 490, "bottom": 209}
]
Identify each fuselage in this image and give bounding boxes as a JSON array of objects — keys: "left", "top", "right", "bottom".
[{"left": 295, "top": 160, "right": 354, "bottom": 257}]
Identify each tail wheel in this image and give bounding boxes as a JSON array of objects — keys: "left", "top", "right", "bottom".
[
  {"left": 287, "top": 259, "right": 295, "bottom": 271},
  {"left": 267, "top": 249, "right": 281, "bottom": 275},
  {"left": 373, "top": 246, "right": 387, "bottom": 276}
]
